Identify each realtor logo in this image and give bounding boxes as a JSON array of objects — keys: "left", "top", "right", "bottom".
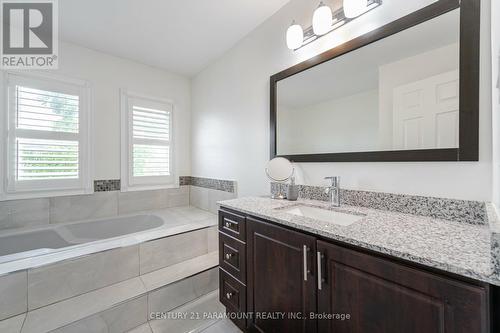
[{"left": 1, "top": 0, "right": 58, "bottom": 68}]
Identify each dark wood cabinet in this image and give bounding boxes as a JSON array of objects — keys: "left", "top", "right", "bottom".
[
  {"left": 218, "top": 209, "right": 494, "bottom": 333},
  {"left": 219, "top": 232, "right": 246, "bottom": 283},
  {"left": 316, "top": 241, "right": 490, "bottom": 333},
  {"left": 246, "top": 217, "right": 317, "bottom": 333}
]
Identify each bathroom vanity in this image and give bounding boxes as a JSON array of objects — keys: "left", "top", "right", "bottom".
[{"left": 217, "top": 197, "right": 500, "bottom": 333}]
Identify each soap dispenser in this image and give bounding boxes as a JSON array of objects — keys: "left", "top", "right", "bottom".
[{"left": 287, "top": 176, "right": 299, "bottom": 201}]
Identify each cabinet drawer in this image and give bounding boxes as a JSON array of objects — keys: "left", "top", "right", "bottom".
[
  {"left": 219, "top": 210, "right": 246, "bottom": 241},
  {"left": 219, "top": 232, "right": 246, "bottom": 284},
  {"left": 220, "top": 268, "right": 247, "bottom": 331}
]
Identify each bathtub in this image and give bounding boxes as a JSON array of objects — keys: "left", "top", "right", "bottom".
[{"left": 0, "top": 214, "right": 164, "bottom": 265}]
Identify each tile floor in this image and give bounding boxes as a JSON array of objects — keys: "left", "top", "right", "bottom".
[{"left": 199, "top": 318, "right": 242, "bottom": 332}]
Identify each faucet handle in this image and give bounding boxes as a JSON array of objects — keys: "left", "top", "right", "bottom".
[{"left": 324, "top": 176, "right": 340, "bottom": 187}]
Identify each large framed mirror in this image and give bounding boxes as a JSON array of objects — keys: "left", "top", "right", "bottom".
[{"left": 270, "top": 0, "right": 479, "bottom": 162}]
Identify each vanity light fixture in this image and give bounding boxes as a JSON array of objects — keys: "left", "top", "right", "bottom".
[
  {"left": 286, "top": 0, "right": 382, "bottom": 50},
  {"left": 286, "top": 21, "right": 304, "bottom": 50},
  {"left": 312, "top": 2, "right": 333, "bottom": 35}
]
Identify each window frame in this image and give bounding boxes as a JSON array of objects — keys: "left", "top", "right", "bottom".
[
  {"left": 1, "top": 71, "right": 93, "bottom": 200},
  {"left": 120, "top": 89, "right": 176, "bottom": 192}
]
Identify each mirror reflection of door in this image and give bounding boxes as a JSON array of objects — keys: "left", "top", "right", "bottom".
[
  {"left": 275, "top": 8, "right": 461, "bottom": 156},
  {"left": 392, "top": 70, "right": 459, "bottom": 150}
]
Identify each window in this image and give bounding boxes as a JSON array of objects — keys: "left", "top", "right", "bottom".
[
  {"left": 121, "top": 91, "right": 174, "bottom": 191},
  {"left": 3, "top": 73, "right": 92, "bottom": 197}
]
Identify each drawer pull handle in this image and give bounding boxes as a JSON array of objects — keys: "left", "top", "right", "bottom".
[
  {"left": 223, "top": 218, "right": 237, "bottom": 229},
  {"left": 225, "top": 253, "right": 234, "bottom": 260},
  {"left": 226, "top": 292, "right": 233, "bottom": 299}
]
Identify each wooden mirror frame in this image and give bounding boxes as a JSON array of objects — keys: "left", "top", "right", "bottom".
[{"left": 270, "top": 0, "right": 479, "bottom": 162}]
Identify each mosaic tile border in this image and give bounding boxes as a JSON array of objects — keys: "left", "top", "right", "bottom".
[
  {"left": 94, "top": 177, "right": 196, "bottom": 192},
  {"left": 179, "top": 176, "right": 191, "bottom": 186},
  {"left": 271, "top": 183, "right": 487, "bottom": 225},
  {"left": 94, "top": 179, "right": 121, "bottom": 192},
  {"left": 181, "top": 176, "right": 236, "bottom": 193}
]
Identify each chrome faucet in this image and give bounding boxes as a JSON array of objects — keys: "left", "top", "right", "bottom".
[{"left": 324, "top": 176, "right": 341, "bottom": 207}]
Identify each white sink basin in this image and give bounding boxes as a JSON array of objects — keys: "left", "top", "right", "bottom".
[{"left": 282, "top": 205, "right": 364, "bottom": 226}]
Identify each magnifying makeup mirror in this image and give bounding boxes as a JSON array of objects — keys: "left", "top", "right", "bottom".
[{"left": 265, "top": 157, "right": 294, "bottom": 199}]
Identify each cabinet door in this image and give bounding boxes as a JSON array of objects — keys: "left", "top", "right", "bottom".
[
  {"left": 247, "top": 217, "right": 317, "bottom": 333},
  {"left": 316, "top": 240, "right": 489, "bottom": 333}
]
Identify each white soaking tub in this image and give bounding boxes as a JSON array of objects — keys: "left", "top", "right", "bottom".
[
  {"left": 0, "top": 214, "right": 163, "bottom": 264},
  {"left": 0, "top": 206, "right": 217, "bottom": 275}
]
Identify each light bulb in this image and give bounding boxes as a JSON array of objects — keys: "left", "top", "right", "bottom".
[
  {"left": 286, "top": 21, "right": 304, "bottom": 50},
  {"left": 344, "top": 0, "right": 367, "bottom": 18},
  {"left": 312, "top": 2, "right": 333, "bottom": 36}
]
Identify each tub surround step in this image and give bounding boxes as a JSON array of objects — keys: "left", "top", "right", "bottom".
[
  {"left": 22, "top": 278, "right": 146, "bottom": 333},
  {"left": 148, "top": 268, "right": 218, "bottom": 315},
  {"left": 51, "top": 295, "right": 148, "bottom": 333},
  {"left": 0, "top": 271, "right": 27, "bottom": 321},
  {"left": 0, "top": 314, "right": 25, "bottom": 333},
  {"left": 9, "top": 251, "right": 219, "bottom": 333},
  {"left": 198, "top": 318, "right": 242, "bottom": 333},
  {"left": 141, "top": 251, "right": 219, "bottom": 292},
  {"left": 140, "top": 227, "right": 215, "bottom": 275},
  {"left": 28, "top": 245, "right": 140, "bottom": 311},
  {"left": 126, "top": 323, "right": 153, "bottom": 333},
  {"left": 149, "top": 290, "right": 223, "bottom": 333}
]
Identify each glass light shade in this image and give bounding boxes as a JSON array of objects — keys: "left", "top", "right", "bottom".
[
  {"left": 343, "top": 0, "right": 367, "bottom": 18},
  {"left": 286, "top": 23, "right": 304, "bottom": 50},
  {"left": 312, "top": 3, "right": 333, "bottom": 36}
]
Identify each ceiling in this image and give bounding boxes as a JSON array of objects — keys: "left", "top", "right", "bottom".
[{"left": 59, "top": 0, "right": 290, "bottom": 76}]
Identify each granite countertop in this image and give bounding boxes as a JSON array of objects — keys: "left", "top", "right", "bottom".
[{"left": 219, "top": 196, "right": 500, "bottom": 286}]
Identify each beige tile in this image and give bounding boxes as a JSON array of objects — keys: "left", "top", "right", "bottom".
[
  {"left": 51, "top": 296, "right": 147, "bottom": 333},
  {"left": 208, "top": 189, "right": 236, "bottom": 214},
  {"left": 49, "top": 192, "right": 118, "bottom": 224},
  {"left": 189, "top": 186, "right": 209, "bottom": 211},
  {"left": 139, "top": 229, "right": 209, "bottom": 274},
  {"left": 207, "top": 226, "right": 218, "bottom": 252},
  {"left": 167, "top": 186, "right": 190, "bottom": 208},
  {"left": 200, "top": 319, "right": 242, "bottom": 333},
  {"left": 0, "top": 199, "right": 49, "bottom": 230},
  {"left": 28, "top": 246, "right": 139, "bottom": 310},
  {"left": 141, "top": 252, "right": 219, "bottom": 292},
  {"left": 149, "top": 290, "right": 223, "bottom": 333},
  {"left": 22, "top": 277, "right": 146, "bottom": 333},
  {"left": 0, "top": 271, "right": 27, "bottom": 321},
  {"left": 127, "top": 323, "right": 152, "bottom": 333},
  {"left": 168, "top": 206, "right": 216, "bottom": 222},
  {"left": 118, "top": 190, "right": 169, "bottom": 214},
  {"left": 0, "top": 314, "right": 26, "bottom": 333},
  {"left": 148, "top": 268, "right": 218, "bottom": 313}
]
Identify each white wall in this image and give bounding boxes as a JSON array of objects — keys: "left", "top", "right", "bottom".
[
  {"left": 52, "top": 42, "right": 191, "bottom": 181},
  {"left": 277, "top": 90, "right": 379, "bottom": 154},
  {"left": 492, "top": 0, "right": 500, "bottom": 207},
  {"left": 191, "top": 0, "right": 493, "bottom": 201}
]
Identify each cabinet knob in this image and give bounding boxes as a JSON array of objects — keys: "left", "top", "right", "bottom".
[
  {"left": 226, "top": 292, "right": 233, "bottom": 299},
  {"left": 224, "top": 222, "right": 231, "bottom": 228},
  {"left": 225, "top": 253, "right": 234, "bottom": 260}
]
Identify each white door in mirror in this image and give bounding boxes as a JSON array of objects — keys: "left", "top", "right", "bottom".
[{"left": 393, "top": 70, "right": 459, "bottom": 150}]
